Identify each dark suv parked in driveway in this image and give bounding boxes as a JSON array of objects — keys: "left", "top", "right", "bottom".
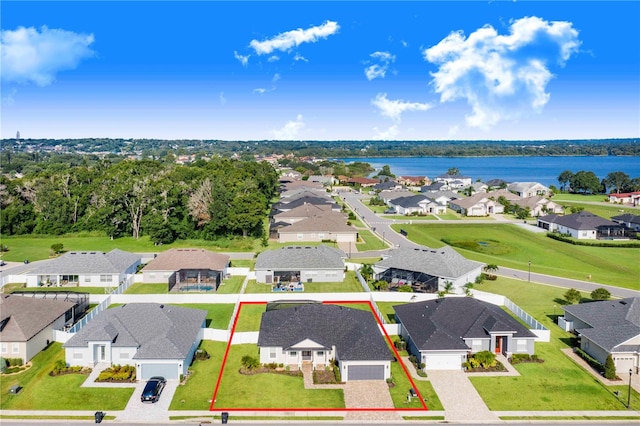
[{"left": 141, "top": 376, "right": 166, "bottom": 403}]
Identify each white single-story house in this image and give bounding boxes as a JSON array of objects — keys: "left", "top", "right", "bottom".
[
  {"left": 562, "top": 297, "right": 639, "bottom": 376},
  {"left": 394, "top": 297, "right": 537, "bottom": 371},
  {"left": 449, "top": 194, "right": 504, "bottom": 216},
  {"left": 255, "top": 245, "right": 346, "bottom": 284},
  {"left": 389, "top": 194, "right": 446, "bottom": 215},
  {"left": 64, "top": 303, "right": 207, "bottom": 380},
  {"left": 507, "top": 182, "right": 551, "bottom": 198},
  {"left": 537, "top": 211, "right": 624, "bottom": 239},
  {"left": 373, "top": 246, "right": 483, "bottom": 294},
  {"left": 1, "top": 294, "right": 76, "bottom": 362},
  {"left": 510, "top": 195, "right": 564, "bottom": 217},
  {"left": 25, "top": 249, "right": 141, "bottom": 288},
  {"left": 257, "top": 303, "right": 393, "bottom": 381},
  {"left": 608, "top": 192, "right": 640, "bottom": 206},
  {"left": 611, "top": 213, "right": 640, "bottom": 232},
  {"left": 277, "top": 212, "right": 358, "bottom": 243}
]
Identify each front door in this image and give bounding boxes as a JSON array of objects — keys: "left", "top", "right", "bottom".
[
  {"left": 495, "top": 337, "right": 502, "bottom": 354},
  {"left": 96, "top": 345, "right": 106, "bottom": 362},
  {"left": 302, "top": 350, "right": 312, "bottom": 361}
]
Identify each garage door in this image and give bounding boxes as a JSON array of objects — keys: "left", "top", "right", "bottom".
[
  {"left": 347, "top": 365, "right": 385, "bottom": 380},
  {"left": 140, "top": 363, "right": 179, "bottom": 380},
  {"left": 424, "top": 354, "right": 462, "bottom": 370},
  {"left": 615, "top": 357, "right": 635, "bottom": 373}
]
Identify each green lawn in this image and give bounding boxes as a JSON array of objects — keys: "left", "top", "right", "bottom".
[
  {"left": 245, "top": 273, "right": 363, "bottom": 294},
  {"left": 229, "top": 259, "right": 253, "bottom": 267},
  {"left": 124, "top": 283, "right": 168, "bottom": 294},
  {"left": 555, "top": 201, "right": 638, "bottom": 219},
  {"left": 472, "top": 277, "right": 639, "bottom": 411},
  {"left": 216, "top": 276, "right": 245, "bottom": 294},
  {"left": 347, "top": 256, "right": 382, "bottom": 264},
  {"left": 233, "top": 303, "right": 266, "bottom": 332},
  {"left": 243, "top": 280, "right": 273, "bottom": 294},
  {"left": 552, "top": 193, "right": 610, "bottom": 203},
  {"left": 392, "top": 223, "right": 640, "bottom": 289},
  {"left": 213, "top": 344, "right": 345, "bottom": 409},
  {"left": 0, "top": 343, "right": 133, "bottom": 410},
  {"left": 375, "top": 301, "right": 408, "bottom": 324},
  {"left": 388, "top": 359, "right": 443, "bottom": 410},
  {"left": 174, "top": 304, "right": 235, "bottom": 329},
  {"left": 0, "top": 234, "right": 257, "bottom": 262},
  {"left": 170, "top": 340, "right": 227, "bottom": 410},
  {"left": 356, "top": 229, "right": 387, "bottom": 251}
]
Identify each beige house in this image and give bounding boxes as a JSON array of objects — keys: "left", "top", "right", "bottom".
[
  {"left": 507, "top": 182, "right": 551, "bottom": 198},
  {"left": 511, "top": 196, "right": 564, "bottom": 217},
  {"left": 0, "top": 295, "right": 75, "bottom": 362},
  {"left": 272, "top": 204, "right": 337, "bottom": 225},
  {"left": 277, "top": 212, "right": 357, "bottom": 243},
  {"left": 449, "top": 193, "right": 504, "bottom": 216}
]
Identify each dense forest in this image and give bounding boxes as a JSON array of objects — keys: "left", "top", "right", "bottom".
[{"left": 0, "top": 158, "right": 279, "bottom": 242}]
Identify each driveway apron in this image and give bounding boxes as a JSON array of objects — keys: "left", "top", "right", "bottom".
[
  {"left": 115, "top": 379, "right": 179, "bottom": 423},
  {"left": 426, "top": 370, "right": 501, "bottom": 423}
]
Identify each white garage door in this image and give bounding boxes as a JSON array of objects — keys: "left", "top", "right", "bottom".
[
  {"left": 615, "top": 357, "right": 635, "bottom": 373},
  {"left": 424, "top": 354, "right": 462, "bottom": 370},
  {"left": 140, "top": 363, "right": 179, "bottom": 380},
  {"left": 347, "top": 365, "right": 385, "bottom": 380}
]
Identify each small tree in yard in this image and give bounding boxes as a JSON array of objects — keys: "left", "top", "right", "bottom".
[
  {"left": 241, "top": 355, "right": 259, "bottom": 371},
  {"left": 591, "top": 287, "right": 611, "bottom": 301},
  {"left": 604, "top": 354, "right": 617, "bottom": 380},
  {"left": 564, "top": 288, "right": 582, "bottom": 304},
  {"left": 50, "top": 243, "right": 64, "bottom": 255}
]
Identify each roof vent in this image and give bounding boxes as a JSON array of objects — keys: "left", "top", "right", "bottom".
[
  {"left": 160, "top": 304, "right": 164, "bottom": 309},
  {"left": 619, "top": 300, "right": 628, "bottom": 305}
]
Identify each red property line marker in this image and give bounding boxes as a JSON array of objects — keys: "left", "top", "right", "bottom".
[{"left": 210, "top": 300, "right": 428, "bottom": 412}]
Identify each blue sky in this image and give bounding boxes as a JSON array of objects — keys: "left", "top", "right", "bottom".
[{"left": 1, "top": 1, "right": 639, "bottom": 141}]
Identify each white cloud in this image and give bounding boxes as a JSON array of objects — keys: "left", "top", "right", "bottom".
[
  {"left": 272, "top": 73, "right": 281, "bottom": 82},
  {"left": 372, "top": 125, "right": 399, "bottom": 140},
  {"left": 372, "top": 93, "right": 433, "bottom": 122},
  {"left": 364, "top": 51, "right": 396, "bottom": 81},
  {"left": 423, "top": 16, "right": 580, "bottom": 130},
  {"left": 293, "top": 53, "right": 308, "bottom": 62},
  {"left": 272, "top": 114, "right": 305, "bottom": 140},
  {"left": 1, "top": 26, "right": 94, "bottom": 86},
  {"left": 268, "top": 55, "right": 280, "bottom": 62},
  {"left": 2, "top": 87, "right": 17, "bottom": 105},
  {"left": 219, "top": 92, "right": 227, "bottom": 105},
  {"left": 234, "top": 50, "right": 250, "bottom": 66},
  {"left": 249, "top": 21, "right": 339, "bottom": 55}
]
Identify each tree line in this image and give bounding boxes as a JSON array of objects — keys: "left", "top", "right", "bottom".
[
  {"left": 0, "top": 158, "right": 278, "bottom": 243},
  {"left": 557, "top": 170, "right": 640, "bottom": 194}
]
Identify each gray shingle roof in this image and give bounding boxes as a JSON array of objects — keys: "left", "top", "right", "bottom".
[
  {"left": 258, "top": 304, "right": 393, "bottom": 361},
  {"left": 391, "top": 194, "right": 429, "bottom": 208},
  {"left": 64, "top": 303, "right": 207, "bottom": 360},
  {"left": 255, "top": 245, "right": 346, "bottom": 270},
  {"left": 0, "top": 294, "right": 75, "bottom": 342},
  {"left": 375, "top": 246, "right": 482, "bottom": 280},
  {"left": 30, "top": 249, "right": 141, "bottom": 275},
  {"left": 564, "top": 297, "right": 640, "bottom": 352},
  {"left": 539, "top": 211, "right": 618, "bottom": 230},
  {"left": 393, "top": 298, "right": 536, "bottom": 351},
  {"left": 611, "top": 214, "right": 640, "bottom": 225}
]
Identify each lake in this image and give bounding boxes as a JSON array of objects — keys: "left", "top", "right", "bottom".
[{"left": 337, "top": 156, "right": 639, "bottom": 187}]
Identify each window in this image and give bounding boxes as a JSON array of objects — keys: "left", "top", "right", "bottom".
[
  {"left": 1, "top": 342, "right": 7, "bottom": 353},
  {"left": 120, "top": 352, "right": 130, "bottom": 359},
  {"left": 73, "top": 352, "right": 83, "bottom": 360},
  {"left": 149, "top": 273, "right": 156, "bottom": 279},
  {"left": 269, "top": 348, "right": 277, "bottom": 359},
  {"left": 100, "top": 275, "right": 112, "bottom": 283},
  {"left": 289, "top": 351, "right": 297, "bottom": 356},
  {"left": 84, "top": 276, "right": 91, "bottom": 283},
  {"left": 317, "top": 351, "right": 324, "bottom": 356},
  {"left": 297, "top": 233, "right": 303, "bottom": 240},
  {"left": 318, "top": 233, "right": 325, "bottom": 239},
  {"left": 516, "top": 340, "right": 528, "bottom": 351},
  {"left": 12, "top": 343, "right": 20, "bottom": 353}
]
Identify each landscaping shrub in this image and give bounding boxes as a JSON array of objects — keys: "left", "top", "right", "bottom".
[
  {"left": 6, "top": 358, "right": 23, "bottom": 367},
  {"left": 591, "top": 287, "right": 611, "bottom": 301},
  {"left": 240, "top": 355, "right": 259, "bottom": 371},
  {"left": 50, "top": 359, "right": 90, "bottom": 376},
  {"left": 546, "top": 232, "right": 640, "bottom": 247},
  {"left": 564, "top": 288, "right": 582, "bottom": 304},
  {"left": 0, "top": 357, "right": 6, "bottom": 373},
  {"left": 510, "top": 354, "right": 545, "bottom": 364},
  {"left": 96, "top": 364, "right": 136, "bottom": 382},
  {"left": 604, "top": 354, "right": 617, "bottom": 380},
  {"left": 195, "top": 348, "right": 210, "bottom": 360},
  {"left": 575, "top": 348, "right": 603, "bottom": 372}
]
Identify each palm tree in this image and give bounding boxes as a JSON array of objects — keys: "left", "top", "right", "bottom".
[
  {"left": 443, "top": 280, "right": 454, "bottom": 294},
  {"left": 483, "top": 264, "right": 499, "bottom": 279}
]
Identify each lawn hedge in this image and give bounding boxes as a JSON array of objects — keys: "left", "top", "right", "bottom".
[{"left": 546, "top": 233, "right": 640, "bottom": 248}]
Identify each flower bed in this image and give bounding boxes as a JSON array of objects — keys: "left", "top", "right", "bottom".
[{"left": 96, "top": 364, "right": 136, "bottom": 382}]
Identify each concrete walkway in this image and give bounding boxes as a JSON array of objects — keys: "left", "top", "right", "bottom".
[{"left": 426, "top": 369, "right": 501, "bottom": 423}]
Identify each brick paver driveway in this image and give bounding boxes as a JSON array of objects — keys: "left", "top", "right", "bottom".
[{"left": 342, "top": 380, "right": 401, "bottom": 421}]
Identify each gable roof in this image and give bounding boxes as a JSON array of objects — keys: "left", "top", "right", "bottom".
[
  {"left": 0, "top": 294, "right": 74, "bottom": 342},
  {"left": 30, "top": 249, "right": 140, "bottom": 275},
  {"left": 64, "top": 303, "right": 207, "bottom": 359},
  {"left": 391, "top": 194, "right": 431, "bottom": 208},
  {"left": 272, "top": 204, "right": 334, "bottom": 220},
  {"left": 375, "top": 246, "right": 482, "bottom": 280},
  {"left": 272, "top": 196, "right": 338, "bottom": 211},
  {"left": 507, "top": 182, "right": 549, "bottom": 193},
  {"left": 258, "top": 304, "right": 393, "bottom": 361},
  {"left": 278, "top": 213, "right": 356, "bottom": 234},
  {"left": 539, "top": 211, "right": 618, "bottom": 230},
  {"left": 394, "top": 298, "right": 536, "bottom": 351},
  {"left": 611, "top": 213, "right": 640, "bottom": 225},
  {"left": 142, "top": 248, "right": 229, "bottom": 272},
  {"left": 255, "top": 245, "right": 346, "bottom": 270},
  {"left": 563, "top": 297, "right": 640, "bottom": 352},
  {"left": 449, "top": 193, "right": 492, "bottom": 209}
]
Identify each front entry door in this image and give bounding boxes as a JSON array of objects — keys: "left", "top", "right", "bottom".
[
  {"left": 302, "top": 350, "right": 312, "bottom": 361},
  {"left": 97, "top": 345, "right": 106, "bottom": 361},
  {"left": 495, "top": 337, "right": 502, "bottom": 354}
]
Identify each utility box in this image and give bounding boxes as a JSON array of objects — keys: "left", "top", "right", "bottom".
[
  {"left": 94, "top": 411, "right": 105, "bottom": 423},
  {"left": 9, "top": 385, "right": 22, "bottom": 394},
  {"left": 221, "top": 412, "right": 229, "bottom": 424}
]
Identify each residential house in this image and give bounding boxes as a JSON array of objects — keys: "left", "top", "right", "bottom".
[
  {"left": 346, "top": 177, "right": 379, "bottom": 188},
  {"left": 373, "top": 246, "right": 483, "bottom": 294},
  {"left": 562, "top": 297, "right": 639, "bottom": 375},
  {"left": 611, "top": 213, "right": 640, "bottom": 232},
  {"left": 307, "top": 175, "right": 337, "bottom": 186},
  {"left": 434, "top": 173, "right": 472, "bottom": 189},
  {"left": 537, "top": 211, "right": 624, "bottom": 239},
  {"left": 26, "top": 249, "right": 141, "bottom": 288},
  {"left": 487, "top": 188, "right": 522, "bottom": 202},
  {"left": 608, "top": 192, "right": 640, "bottom": 206},
  {"left": 272, "top": 196, "right": 339, "bottom": 213},
  {"left": 255, "top": 245, "right": 347, "bottom": 284},
  {"left": 272, "top": 204, "right": 336, "bottom": 225},
  {"left": 507, "top": 182, "right": 551, "bottom": 198},
  {"left": 373, "top": 180, "right": 403, "bottom": 191},
  {"left": 389, "top": 194, "right": 446, "bottom": 215},
  {"left": 511, "top": 195, "right": 564, "bottom": 217},
  {"left": 378, "top": 189, "right": 415, "bottom": 205},
  {"left": 277, "top": 212, "right": 358, "bottom": 243},
  {"left": 0, "top": 294, "right": 76, "bottom": 362},
  {"left": 141, "top": 248, "right": 230, "bottom": 291},
  {"left": 421, "top": 181, "right": 448, "bottom": 193},
  {"left": 397, "top": 176, "right": 430, "bottom": 187},
  {"left": 449, "top": 193, "right": 504, "bottom": 216},
  {"left": 257, "top": 303, "right": 393, "bottom": 380},
  {"left": 485, "top": 179, "right": 510, "bottom": 190},
  {"left": 394, "top": 297, "right": 537, "bottom": 370},
  {"left": 64, "top": 303, "right": 207, "bottom": 380}
]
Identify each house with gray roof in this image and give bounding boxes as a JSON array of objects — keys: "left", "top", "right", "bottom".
[
  {"left": 272, "top": 203, "right": 336, "bottom": 225},
  {"left": 389, "top": 194, "right": 446, "bottom": 216},
  {"left": 255, "top": 245, "right": 346, "bottom": 284},
  {"left": 1, "top": 294, "right": 75, "bottom": 362},
  {"left": 64, "top": 303, "right": 207, "bottom": 380},
  {"left": 277, "top": 212, "right": 357, "bottom": 243},
  {"left": 449, "top": 193, "right": 503, "bottom": 216},
  {"left": 562, "top": 297, "right": 640, "bottom": 375},
  {"left": 373, "top": 246, "right": 483, "bottom": 294},
  {"left": 611, "top": 213, "right": 640, "bottom": 232},
  {"left": 511, "top": 195, "right": 564, "bottom": 217},
  {"left": 272, "top": 196, "right": 339, "bottom": 213},
  {"left": 25, "top": 249, "right": 141, "bottom": 288},
  {"left": 394, "top": 297, "right": 537, "bottom": 370},
  {"left": 258, "top": 303, "right": 393, "bottom": 380},
  {"left": 537, "top": 211, "right": 624, "bottom": 239},
  {"left": 507, "top": 182, "right": 551, "bottom": 198}
]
